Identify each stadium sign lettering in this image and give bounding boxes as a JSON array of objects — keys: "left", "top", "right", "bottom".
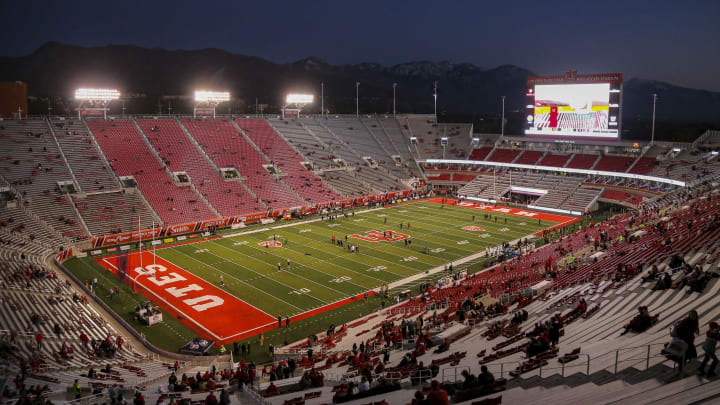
[{"left": 133, "top": 263, "right": 224, "bottom": 312}]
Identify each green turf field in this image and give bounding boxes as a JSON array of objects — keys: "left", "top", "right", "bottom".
[
  {"left": 64, "top": 199, "right": 560, "bottom": 354},
  {"left": 152, "top": 200, "right": 553, "bottom": 318}
]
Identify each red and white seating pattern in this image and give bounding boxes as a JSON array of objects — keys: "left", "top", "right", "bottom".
[{"left": 87, "top": 120, "right": 216, "bottom": 224}]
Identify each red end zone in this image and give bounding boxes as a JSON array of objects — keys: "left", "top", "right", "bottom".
[
  {"left": 95, "top": 251, "right": 276, "bottom": 345},
  {"left": 426, "top": 198, "right": 581, "bottom": 234}
]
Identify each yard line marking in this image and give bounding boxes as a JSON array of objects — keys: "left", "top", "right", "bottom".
[
  {"left": 208, "top": 239, "right": 365, "bottom": 297},
  {"left": 170, "top": 247, "right": 306, "bottom": 313}
]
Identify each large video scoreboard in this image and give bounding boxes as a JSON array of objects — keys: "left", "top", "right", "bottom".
[{"left": 525, "top": 71, "right": 623, "bottom": 140}]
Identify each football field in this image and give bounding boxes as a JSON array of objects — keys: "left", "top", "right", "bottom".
[{"left": 94, "top": 198, "right": 577, "bottom": 344}]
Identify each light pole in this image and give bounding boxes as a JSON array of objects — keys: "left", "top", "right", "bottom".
[
  {"left": 356, "top": 82, "right": 360, "bottom": 117},
  {"left": 501, "top": 96, "right": 506, "bottom": 138},
  {"left": 393, "top": 83, "right": 397, "bottom": 117},
  {"left": 433, "top": 81, "right": 438, "bottom": 123},
  {"left": 651, "top": 93, "right": 658, "bottom": 145},
  {"left": 321, "top": 82, "right": 324, "bottom": 117},
  {"left": 122, "top": 100, "right": 126, "bottom": 118}
]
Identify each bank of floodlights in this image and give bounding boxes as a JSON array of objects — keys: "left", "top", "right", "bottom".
[
  {"left": 75, "top": 88, "right": 120, "bottom": 101},
  {"left": 194, "top": 90, "right": 230, "bottom": 103},
  {"left": 286, "top": 94, "right": 314, "bottom": 105}
]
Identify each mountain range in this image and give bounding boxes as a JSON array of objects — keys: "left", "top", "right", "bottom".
[{"left": 1, "top": 42, "right": 718, "bottom": 138}]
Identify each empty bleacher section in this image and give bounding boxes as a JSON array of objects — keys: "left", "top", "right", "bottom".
[
  {"left": 361, "top": 117, "right": 420, "bottom": 179},
  {"left": 468, "top": 146, "right": 494, "bottom": 161},
  {"left": 87, "top": 120, "right": 216, "bottom": 224},
  {"left": 180, "top": 118, "right": 305, "bottom": 209},
  {"left": 401, "top": 116, "right": 473, "bottom": 159},
  {"left": 323, "top": 117, "right": 409, "bottom": 180},
  {"left": 0, "top": 203, "right": 64, "bottom": 253},
  {"left": 600, "top": 189, "right": 645, "bottom": 208},
  {"left": 378, "top": 117, "right": 423, "bottom": 178},
  {"left": 565, "top": 153, "right": 600, "bottom": 169},
  {"left": 487, "top": 148, "right": 521, "bottom": 163},
  {"left": 318, "top": 170, "right": 374, "bottom": 198},
  {"left": 300, "top": 117, "right": 362, "bottom": 166},
  {"left": 267, "top": 118, "right": 339, "bottom": 170},
  {"left": 457, "top": 171, "right": 601, "bottom": 213},
  {"left": 272, "top": 117, "right": 407, "bottom": 195},
  {"left": 593, "top": 154, "right": 637, "bottom": 172},
  {"left": 48, "top": 119, "right": 121, "bottom": 193},
  {"left": 628, "top": 157, "right": 657, "bottom": 175},
  {"left": 514, "top": 150, "right": 545, "bottom": 165},
  {"left": 139, "top": 119, "right": 265, "bottom": 216},
  {"left": 648, "top": 147, "right": 720, "bottom": 183},
  {"left": 235, "top": 118, "right": 340, "bottom": 203},
  {"left": 0, "top": 120, "right": 88, "bottom": 241},
  {"left": 538, "top": 152, "right": 571, "bottom": 167},
  {"left": 72, "top": 191, "right": 157, "bottom": 236}
]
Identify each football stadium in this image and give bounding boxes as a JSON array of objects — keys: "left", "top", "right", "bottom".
[{"left": 2, "top": 4, "right": 720, "bottom": 405}]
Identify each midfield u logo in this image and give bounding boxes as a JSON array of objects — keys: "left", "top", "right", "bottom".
[{"left": 349, "top": 230, "right": 410, "bottom": 242}]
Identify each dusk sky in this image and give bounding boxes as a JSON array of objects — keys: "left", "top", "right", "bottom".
[{"left": 2, "top": 0, "right": 719, "bottom": 91}]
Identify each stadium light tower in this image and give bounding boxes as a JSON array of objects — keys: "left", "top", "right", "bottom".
[
  {"left": 356, "top": 82, "right": 360, "bottom": 117},
  {"left": 283, "top": 93, "right": 314, "bottom": 120},
  {"left": 74, "top": 88, "right": 120, "bottom": 120},
  {"left": 651, "top": 93, "right": 658, "bottom": 145},
  {"left": 193, "top": 90, "right": 230, "bottom": 118},
  {"left": 501, "top": 96, "right": 506, "bottom": 138},
  {"left": 393, "top": 83, "right": 397, "bottom": 117},
  {"left": 433, "top": 81, "right": 438, "bottom": 123}
]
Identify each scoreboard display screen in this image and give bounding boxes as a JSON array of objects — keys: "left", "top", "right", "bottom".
[{"left": 525, "top": 72, "right": 622, "bottom": 140}]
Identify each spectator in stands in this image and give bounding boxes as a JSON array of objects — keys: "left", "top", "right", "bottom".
[
  {"left": 219, "top": 389, "right": 230, "bottom": 405},
  {"left": 265, "top": 382, "right": 278, "bottom": 397},
  {"left": 168, "top": 373, "right": 177, "bottom": 391},
  {"left": 205, "top": 391, "right": 217, "bottom": 405},
  {"left": 460, "top": 370, "right": 476, "bottom": 389},
  {"left": 653, "top": 273, "right": 672, "bottom": 291},
  {"left": 698, "top": 322, "right": 720, "bottom": 377},
  {"left": 676, "top": 310, "right": 700, "bottom": 364},
  {"left": 411, "top": 390, "right": 426, "bottom": 405},
  {"left": 426, "top": 380, "right": 449, "bottom": 405},
  {"left": 478, "top": 365, "right": 495, "bottom": 387},
  {"left": 357, "top": 376, "right": 370, "bottom": 392},
  {"left": 72, "top": 379, "right": 81, "bottom": 400},
  {"left": 133, "top": 391, "right": 145, "bottom": 405},
  {"left": 622, "top": 306, "right": 655, "bottom": 335}
]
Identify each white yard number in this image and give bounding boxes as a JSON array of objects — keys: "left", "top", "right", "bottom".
[
  {"left": 328, "top": 224, "right": 340, "bottom": 227},
  {"left": 402, "top": 256, "right": 418, "bottom": 262},
  {"left": 480, "top": 233, "right": 490, "bottom": 238},
  {"left": 233, "top": 241, "right": 248, "bottom": 246},
  {"left": 353, "top": 218, "right": 366, "bottom": 222},
  {"left": 330, "top": 276, "right": 352, "bottom": 283},
  {"left": 368, "top": 265, "right": 387, "bottom": 272},
  {"left": 194, "top": 248, "right": 209, "bottom": 254},
  {"left": 430, "top": 248, "right": 445, "bottom": 253},
  {"left": 299, "top": 229, "right": 312, "bottom": 233},
  {"left": 289, "top": 288, "right": 311, "bottom": 295},
  {"left": 518, "top": 222, "right": 527, "bottom": 226},
  {"left": 500, "top": 227, "right": 510, "bottom": 232},
  {"left": 457, "top": 240, "right": 469, "bottom": 245}
]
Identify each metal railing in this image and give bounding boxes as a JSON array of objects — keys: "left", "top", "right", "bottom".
[{"left": 447, "top": 341, "right": 682, "bottom": 384}]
